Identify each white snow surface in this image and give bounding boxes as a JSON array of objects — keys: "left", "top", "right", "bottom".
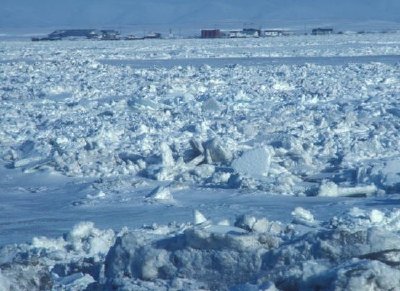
[{"left": 1, "top": 34, "right": 400, "bottom": 290}]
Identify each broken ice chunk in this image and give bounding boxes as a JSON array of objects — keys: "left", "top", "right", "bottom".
[
  {"left": 55, "top": 272, "right": 95, "bottom": 289},
  {"left": 369, "top": 209, "right": 384, "bottom": 224},
  {"left": 318, "top": 181, "right": 377, "bottom": 197},
  {"left": 127, "top": 97, "right": 158, "bottom": 110},
  {"left": 146, "top": 186, "right": 174, "bottom": 202},
  {"left": 232, "top": 147, "right": 272, "bottom": 178},
  {"left": 189, "top": 138, "right": 205, "bottom": 155},
  {"left": 217, "top": 219, "right": 230, "bottom": 226},
  {"left": 201, "top": 97, "right": 221, "bottom": 112},
  {"left": 234, "top": 215, "right": 257, "bottom": 232},
  {"left": 291, "top": 207, "right": 317, "bottom": 227},
  {"left": 234, "top": 215, "right": 282, "bottom": 233},
  {"left": 86, "top": 191, "right": 106, "bottom": 200},
  {"left": 13, "top": 156, "right": 44, "bottom": 168},
  {"left": 194, "top": 210, "right": 208, "bottom": 225},
  {"left": 370, "top": 158, "right": 400, "bottom": 193},
  {"left": 203, "top": 138, "right": 232, "bottom": 164},
  {"left": 160, "top": 142, "right": 175, "bottom": 167}
]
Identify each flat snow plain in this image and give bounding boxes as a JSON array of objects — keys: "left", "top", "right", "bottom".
[{"left": 1, "top": 33, "right": 400, "bottom": 290}]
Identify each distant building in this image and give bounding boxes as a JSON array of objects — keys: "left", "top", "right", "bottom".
[
  {"left": 124, "top": 35, "right": 143, "bottom": 40},
  {"left": 229, "top": 30, "right": 246, "bottom": 38},
  {"left": 228, "top": 28, "right": 261, "bottom": 38},
  {"left": 264, "top": 29, "right": 286, "bottom": 37},
  {"left": 31, "top": 37, "right": 51, "bottom": 42},
  {"left": 312, "top": 28, "right": 334, "bottom": 35},
  {"left": 201, "top": 29, "right": 222, "bottom": 39},
  {"left": 144, "top": 32, "right": 162, "bottom": 39},
  {"left": 242, "top": 28, "right": 261, "bottom": 38}
]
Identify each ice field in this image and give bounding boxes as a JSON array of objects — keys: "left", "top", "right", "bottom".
[{"left": 1, "top": 33, "right": 400, "bottom": 290}]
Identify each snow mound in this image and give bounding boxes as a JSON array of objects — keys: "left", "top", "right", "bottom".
[
  {"left": 102, "top": 209, "right": 400, "bottom": 290},
  {"left": 2, "top": 208, "right": 399, "bottom": 290},
  {"left": 104, "top": 222, "right": 278, "bottom": 290}
]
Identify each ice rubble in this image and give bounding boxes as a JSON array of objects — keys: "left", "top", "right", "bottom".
[
  {"left": 2, "top": 208, "right": 400, "bottom": 290},
  {"left": 2, "top": 34, "right": 400, "bottom": 61},
  {"left": 1, "top": 35, "right": 400, "bottom": 289},
  {"left": 1, "top": 38, "right": 400, "bottom": 196},
  {"left": 0, "top": 222, "right": 115, "bottom": 290}
]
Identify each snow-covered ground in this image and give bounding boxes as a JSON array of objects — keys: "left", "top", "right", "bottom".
[{"left": 1, "top": 33, "right": 400, "bottom": 290}]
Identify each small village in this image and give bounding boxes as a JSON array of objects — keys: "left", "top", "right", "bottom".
[
  {"left": 201, "top": 27, "right": 334, "bottom": 38},
  {"left": 31, "top": 26, "right": 338, "bottom": 41},
  {"left": 31, "top": 29, "right": 161, "bottom": 41}
]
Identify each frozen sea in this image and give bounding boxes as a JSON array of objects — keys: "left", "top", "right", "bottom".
[{"left": 1, "top": 33, "right": 400, "bottom": 290}]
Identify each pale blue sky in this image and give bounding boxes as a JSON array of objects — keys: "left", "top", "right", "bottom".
[{"left": 1, "top": 0, "right": 399, "bottom": 30}]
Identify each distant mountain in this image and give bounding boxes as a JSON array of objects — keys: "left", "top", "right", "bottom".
[{"left": 1, "top": 0, "right": 400, "bottom": 31}]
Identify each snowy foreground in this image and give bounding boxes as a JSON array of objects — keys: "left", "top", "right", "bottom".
[{"left": 1, "top": 34, "right": 400, "bottom": 290}]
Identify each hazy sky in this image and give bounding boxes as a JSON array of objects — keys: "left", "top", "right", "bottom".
[{"left": 1, "top": 0, "right": 400, "bottom": 31}]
